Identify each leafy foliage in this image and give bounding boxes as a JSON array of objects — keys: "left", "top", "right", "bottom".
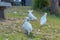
[{"left": 32, "top": 0, "right": 50, "bottom": 9}]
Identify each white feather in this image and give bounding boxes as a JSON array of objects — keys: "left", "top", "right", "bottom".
[
  {"left": 28, "top": 10, "right": 37, "bottom": 20},
  {"left": 13, "top": 11, "right": 17, "bottom": 14},
  {"left": 22, "top": 17, "right": 32, "bottom": 35},
  {"left": 40, "top": 13, "right": 47, "bottom": 25}
]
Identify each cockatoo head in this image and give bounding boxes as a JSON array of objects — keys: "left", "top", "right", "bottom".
[
  {"left": 44, "top": 13, "right": 47, "bottom": 17},
  {"left": 28, "top": 9, "right": 33, "bottom": 13},
  {"left": 25, "top": 17, "right": 30, "bottom": 22}
]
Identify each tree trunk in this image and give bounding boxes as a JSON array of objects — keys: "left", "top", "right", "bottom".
[{"left": 50, "top": 0, "right": 59, "bottom": 16}]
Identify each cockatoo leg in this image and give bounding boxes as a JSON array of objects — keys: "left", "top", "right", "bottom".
[
  {"left": 28, "top": 31, "right": 30, "bottom": 36},
  {"left": 24, "top": 30, "right": 27, "bottom": 34}
]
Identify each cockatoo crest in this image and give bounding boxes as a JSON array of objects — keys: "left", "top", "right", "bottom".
[
  {"left": 28, "top": 9, "right": 33, "bottom": 13},
  {"left": 44, "top": 13, "right": 47, "bottom": 17}
]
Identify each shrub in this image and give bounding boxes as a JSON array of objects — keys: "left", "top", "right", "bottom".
[{"left": 32, "top": 0, "right": 50, "bottom": 9}]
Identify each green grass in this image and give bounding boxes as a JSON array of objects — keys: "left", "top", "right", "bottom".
[{"left": 0, "top": 6, "right": 60, "bottom": 40}]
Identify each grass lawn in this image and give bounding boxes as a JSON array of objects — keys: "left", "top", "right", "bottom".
[{"left": 0, "top": 6, "right": 60, "bottom": 40}]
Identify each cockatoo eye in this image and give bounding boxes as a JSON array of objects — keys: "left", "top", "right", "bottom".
[{"left": 27, "top": 19, "right": 30, "bottom": 21}]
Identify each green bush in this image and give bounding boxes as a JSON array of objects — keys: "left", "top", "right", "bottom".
[
  {"left": 32, "top": 0, "right": 50, "bottom": 9},
  {"left": 32, "top": 0, "right": 40, "bottom": 9}
]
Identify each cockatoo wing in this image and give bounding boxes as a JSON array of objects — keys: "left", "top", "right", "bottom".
[
  {"left": 22, "top": 22, "right": 32, "bottom": 33},
  {"left": 28, "top": 13, "right": 37, "bottom": 20},
  {"left": 40, "top": 16, "right": 46, "bottom": 25}
]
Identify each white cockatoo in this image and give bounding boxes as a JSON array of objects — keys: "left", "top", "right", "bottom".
[
  {"left": 22, "top": 17, "right": 32, "bottom": 35},
  {"left": 40, "top": 13, "right": 47, "bottom": 25},
  {"left": 28, "top": 9, "right": 37, "bottom": 20}
]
